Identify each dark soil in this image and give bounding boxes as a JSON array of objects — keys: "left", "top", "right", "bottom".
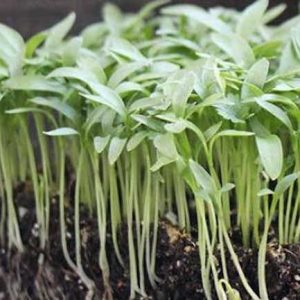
[{"left": 0, "top": 181, "right": 300, "bottom": 299}]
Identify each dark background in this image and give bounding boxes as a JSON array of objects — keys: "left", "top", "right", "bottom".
[{"left": 0, "top": 0, "right": 298, "bottom": 38}]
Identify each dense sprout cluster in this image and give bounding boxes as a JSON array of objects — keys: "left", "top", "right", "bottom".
[{"left": 1, "top": 0, "right": 300, "bottom": 298}]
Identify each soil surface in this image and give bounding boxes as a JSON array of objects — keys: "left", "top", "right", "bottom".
[{"left": 0, "top": 181, "right": 300, "bottom": 299}]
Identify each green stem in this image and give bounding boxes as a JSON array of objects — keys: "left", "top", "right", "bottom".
[
  {"left": 91, "top": 150, "right": 112, "bottom": 299},
  {"left": 0, "top": 126, "right": 23, "bottom": 251}
]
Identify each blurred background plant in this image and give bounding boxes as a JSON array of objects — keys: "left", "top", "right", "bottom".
[{"left": 0, "top": 0, "right": 298, "bottom": 38}]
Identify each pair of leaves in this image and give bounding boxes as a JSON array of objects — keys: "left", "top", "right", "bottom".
[{"left": 48, "top": 67, "right": 127, "bottom": 119}]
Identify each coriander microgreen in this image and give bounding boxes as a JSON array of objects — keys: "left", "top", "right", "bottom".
[{"left": 2, "top": 1, "right": 300, "bottom": 299}]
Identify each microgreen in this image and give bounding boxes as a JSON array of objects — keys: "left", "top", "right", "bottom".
[{"left": 1, "top": 1, "right": 300, "bottom": 299}]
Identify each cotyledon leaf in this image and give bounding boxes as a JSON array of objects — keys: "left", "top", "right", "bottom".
[
  {"left": 108, "top": 137, "right": 127, "bottom": 165},
  {"left": 94, "top": 136, "right": 110, "bottom": 154},
  {"left": 48, "top": 67, "right": 127, "bottom": 118},
  {"left": 212, "top": 33, "right": 255, "bottom": 68},
  {"left": 77, "top": 55, "right": 107, "bottom": 84},
  {"left": 214, "top": 130, "right": 254, "bottom": 138},
  {"left": 189, "top": 159, "right": 215, "bottom": 196},
  {"left": 62, "top": 37, "right": 82, "bottom": 66},
  {"left": 255, "top": 134, "right": 283, "bottom": 180},
  {"left": 4, "top": 75, "right": 66, "bottom": 94},
  {"left": 256, "top": 97, "right": 292, "bottom": 130},
  {"left": 275, "top": 172, "right": 300, "bottom": 195},
  {"left": 81, "top": 92, "right": 126, "bottom": 119},
  {"left": 163, "top": 70, "right": 194, "bottom": 117},
  {"left": 29, "top": 97, "right": 78, "bottom": 122},
  {"left": 106, "top": 37, "right": 147, "bottom": 62},
  {"left": 103, "top": 3, "right": 123, "bottom": 35},
  {"left": 162, "top": 5, "right": 232, "bottom": 34},
  {"left": 48, "top": 67, "right": 99, "bottom": 85},
  {"left": 0, "top": 23, "right": 25, "bottom": 75},
  {"left": 116, "top": 81, "right": 147, "bottom": 95},
  {"left": 127, "top": 0, "right": 169, "bottom": 28},
  {"left": 107, "top": 61, "right": 148, "bottom": 88},
  {"left": 25, "top": 32, "right": 46, "bottom": 58},
  {"left": 45, "top": 12, "right": 76, "bottom": 49},
  {"left": 153, "top": 133, "right": 178, "bottom": 160},
  {"left": 43, "top": 127, "right": 79, "bottom": 136},
  {"left": 126, "top": 131, "right": 148, "bottom": 151},
  {"left": 242, "top": 58, "right": 269, "bottom": 98},
  {"left": 210, "top": 130, "right": 254, "bottom": 153},
  {"left": 262, "top": 3, "right": 286, "bottom": 24},
  {"left": 236, "top": 0, "right": 268, "bottom": 38},
  {"left": 278, "top": 25, "right": 300, "bottom": 73},
  {"left": 164, "top": 120, "right": 187, "bottom": 134},
  {"left": 204, "top": 122, "right": 223, "bottom": 141}
]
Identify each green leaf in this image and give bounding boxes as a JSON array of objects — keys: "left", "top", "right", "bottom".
[
  {"left": 220, "top": 183, "right": 235, "bottom": 193},
  {"left": 166, "top": 71, "right": 195, "bottom": 117},
  {"left": 216, "top": 130, "right": 254, "bottom": 138},
  {"left": 30, "top": 97, "right": 78, "bottom": 122},
  {"left": 128, "top": 0, "right": 168, "bottom": 29},
  {"left": 25, "top": 32, "right": 46, "bottom": 58},
  {"left": 108, "top": 137, "right": 127, "bottom": 165},
  {"left": 255, "top": 134, "right": 283, "bottom": 180},
  {"left": 150, "top": 153, "right": 175, "bottom": 172},
  {"left": 106, "top": 37, "right": 147, "bottom": 62},
  {"left": 195, "top": 189, "right": 213, "bottom": 202},
  {"left": 50, "top": 67, "right": 126, "bottom": 118},
  {"left": 214, "top": 103, "right": 245, "bottom": 124},
  {"left": 44, "top": 127, "right": 78, "bottom": 136},
  {"left": 80, "top": 23, "right": 106, "bottom": 48},
  {"left": 242, "top": 58, "right": 269, "bottom": 98},
  {"left": 48, "top": 67, "right": 99, "bottom": 85},
  {"left": 164, "top": 120, "right": 187, "bottom": 134},
  {"left": 256, "top": 97, "right": 292, "bottom": 130},
  {"left": 83, "top": 106, "right": 106, "bottom": 133},
  {"left": 204, "top": 122, "right": 222, "bottom": 141},
  {"left": 108, "top": 61, "right": 148, "bottom": 88},
  {"left": 94, "top": 136, "right": 110, "bottom": 154},
  {"left": 126, "top": 131, "right": 148, "bottom": 151},
  {"left": 257, "top": 188, "right": 274, "bottom": 197},
  {"left": 62, "top": 37, "right": 82, "bottom": 66},
  {"left": 212, "top": 33, "right": 255, "bottom": 67},
  {"left": 129, "top": 96, "right": 163, "bottom": 112},
  {"left": 131, "top": 114, "right": 163, "bottom": 131},
  {"left": 275, "top": 172, "right": 300, "bottom": 195},
  {"left": 6, "top": 107, "right": 46, "bottom": 115},
  {"left": 189, "top": 159, "right": 215, "bottom": 195},
  {"left": 153, "top": 133, "right": 178, "bottom": 160},
  {"left": 116, "top": 81, "right": 147, "bottom": 95},
  {"left": 81, "top": 92, "right": 126, "bottom": 119},
  {"left": 236, "top": 0, "right": 268, "bottom": 38},
  {"left": 45, "top": 12, "right": 76, "bottom": 49},
  {"left": 253, "top": 41, "right": 282, "bottom": 59},
  {"left": 210, "top": 130, "right": 254, "bottom": 154},
  {"left": 4, "top": 75, "right": 66, "bottom": 94},
  {"left": 162, "top": 5, "right": 232, "bottom": 34},
  {"left": 279, "top": 25, "right": 300, "bottom": 73},
  {"left": 77, "top": 55, "right": 107, "bottom": 84},
  {"left": 103, "top": 3, "right": 123, "bottom": 35},
  {"left": 0, "top": 23, "right": 25, "bottom": 75},
  {"left": 262, "top": 4, "right": 286, "bottom": 24},
  {"left": 150, "top": 61, "right": 180, "bottom": 74}
]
